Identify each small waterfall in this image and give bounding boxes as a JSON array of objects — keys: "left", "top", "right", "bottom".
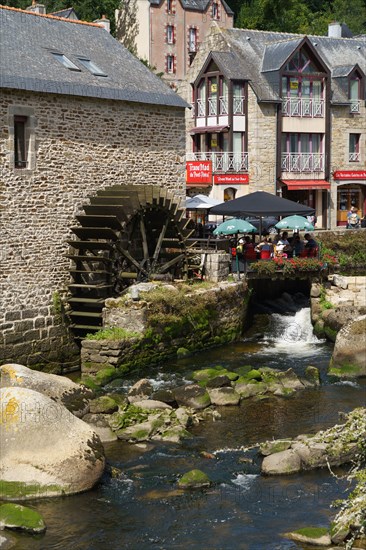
[{"left": 263, "top": 307, "right": 322, "bottom": 355}]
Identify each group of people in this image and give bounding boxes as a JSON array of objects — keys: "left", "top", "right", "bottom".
[{"left": 235, "top": 232, "right": 318, "bottom": 260}]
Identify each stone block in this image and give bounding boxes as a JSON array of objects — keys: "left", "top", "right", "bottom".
[
  {"left": 21, "top": 309, "right": 39, "bottom": 319},
  {"left": 5, "top": 311, "right": 21, "bottom": 322}
]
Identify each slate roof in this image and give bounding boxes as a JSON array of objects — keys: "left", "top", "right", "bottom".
[
  {"left": 198, "top": 28, "right": 366, "bottom": 104},
  {"left": 149, "top": 0, "right": 234, "bottom": 16},
  {"left": 0, "top": 6, "right": 188, "bottom": 109}
]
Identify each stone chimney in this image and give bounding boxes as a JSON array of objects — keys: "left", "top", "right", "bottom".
[
  {"left": 26, "top": 0, "right": 46, "bottom": 14},
  {"left": 93, "top": 15, "right": 110, "bottom": 33},
  {"left": 328, "top": 21, "right": 353, "bottom": 38}
]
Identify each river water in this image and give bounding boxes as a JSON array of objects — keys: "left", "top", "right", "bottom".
[{"left": 12, "top": 307, "right": 366, "bottom": 549}]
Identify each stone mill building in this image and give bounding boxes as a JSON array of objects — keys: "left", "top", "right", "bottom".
[{"left": 0, "top": 6, "right": 188, "bottom": 368}]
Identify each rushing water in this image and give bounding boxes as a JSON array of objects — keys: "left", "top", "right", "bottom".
[{"left": 11, "top": 307, "right": 366, "bottom": 550}]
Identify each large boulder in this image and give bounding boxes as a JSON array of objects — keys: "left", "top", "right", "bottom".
[
  {"left": 0, "top": 387, "right": 105, "bottom": 500},
  {"left": 261, "top": 449, "right": 301, "bottom": 475},
  {"left": 127, "top": 379, "right": 153, "bottom": 403},
  {"left": 207, "top": 387, "right": 240, "bottom": 406},
  {"left": 329, "top": 315, "right": 366, "bottom": 377},
  {"left": 0, "top": 363, "right": 93, "bottom": 417}
]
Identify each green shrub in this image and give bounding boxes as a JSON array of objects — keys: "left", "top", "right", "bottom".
[{"left": 86, "top": 327, "right": 141, "bottom": 340}]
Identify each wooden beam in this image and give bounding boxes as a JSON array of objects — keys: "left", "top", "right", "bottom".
[{"left": 158, "top": 253, "right": 185, "bottom": 273}]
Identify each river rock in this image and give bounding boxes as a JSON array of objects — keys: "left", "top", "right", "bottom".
[
  {"left": 310, "top": 284, "right": 322, "bottom": 298},
  {"left": 178, "top": 469, "right": 211, "bottom": 489},
  {"left": 127, "top": 379, "right": 153, "bottom": 403},
  {"left": 235, "top": 381, "right": 267, "bottom": 398},
  {"left": 115, "top": 415, "right": 163, "bottom": 442},
  {"left": 132, "top": 399, "right": 172, "bottom": 410},
  {"left": 82, "top": 413, "right": 117, "bottom": 443},
  {"left": 261, "top": 449, "right": 301, "bottom": 475},
  {"left": 329, "top": 315, "right": 366, "bottom": 377},
  {"left": 0, "top": 363, "right": 93, "bottom": 418},
  {"left": 0, "top": 387, "right": 105, "bottom": 500},
  {"left": 89, "top": 396, "right": 118, "bottom": 414},
  {"left": 332, "top": 274, "right": 348, "bottom": 289},
  {"left": 259, "top": 439, "right": 292, "bottom": 456},
  {"left": 0, "top": 533, "right": 16, "bottom": 549},
  {"left": 207, "top": 387, "right": 240, "bottom": 406},
  {"left": 151, "top": 388, "right": 176, "bottom": 405},
  {"left": 206, "top": 375, "right": 232, "bottom": 388},
  {"left": 304, "top": 366, "right": 320, "bottom": 385},
  {"left": 284, "top": 527, "right": 331, "bottom": 546},
  {"left": 0, "top": 503, "right": 46, "bottom": 533},
  {"left": 173, "top": 384, "right": 211, "bottom": 410}
]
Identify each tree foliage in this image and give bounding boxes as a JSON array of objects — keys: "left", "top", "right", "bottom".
[
  {"left": 234, "top": 0, "right": 366, "bottom": 35},
  {"left": 3, "top": 0, "right": 366, "bottom": 38}
]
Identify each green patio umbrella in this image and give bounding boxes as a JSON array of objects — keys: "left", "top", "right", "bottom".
[
  {"left": 213, "top": 218, "right": 257, "bottom": 235},
  {"left": 275, "top": 215, "right": 314, "bottom": 231}
]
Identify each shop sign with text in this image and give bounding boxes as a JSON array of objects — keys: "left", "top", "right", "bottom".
[
  {"left": 333, "top": 170, "right": 366, "bottom": 180},
  {"left": 186, "top": 161, "right": 212, "bottom": 184},
  {"left": 214, "top": 174, "right": 249, "bottom": 185}
]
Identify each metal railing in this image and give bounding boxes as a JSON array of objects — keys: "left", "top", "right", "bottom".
[
  {"left": 349, "top": 152, "right": 360, "bottom": 162},
  {"left": 281, "top": 152, "right": 324, "bottom": 172},
  {"left": 350, "top": 100, "right": 361, "bottom": 113},
  {"left": 195, "top": 95, "right": 245, "bottom": 117},
  {"left": 187, "top": 151, "right": 248, "bottom": 172},
  {"left": 282, "top": 98, "right": 324, "bottom": 117}
]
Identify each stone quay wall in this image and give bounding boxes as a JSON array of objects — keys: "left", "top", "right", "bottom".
[{"left": 0, "top": 89, "right": 186, "bottom": 369}]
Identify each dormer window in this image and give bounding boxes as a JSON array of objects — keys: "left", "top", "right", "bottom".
[
  {"left": 350, "top": 75, "right": 361, "bottom": 113},
  {"left": 52, "top": 52, "right": 80, "bottom": 71},
  {"left": 77, "top": 58, "right": 107, "bottom": 77},
  {"left": 212, "top": 2, "right": 219, "bottom": 19}
]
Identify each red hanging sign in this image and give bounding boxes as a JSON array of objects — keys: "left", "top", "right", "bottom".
[
  {"left": 186, "top": 161, "right": 212, "bottom": 184},
  {"left": 214, "top": 174, "right": 249, "bottom": 185},
  {"left": 333, "top": 170, "right": 366, "bottom": 180}
]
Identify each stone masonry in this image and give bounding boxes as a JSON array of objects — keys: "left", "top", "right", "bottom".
[{"left": 0, "top": 89, "right": 186, "bottom": 368}]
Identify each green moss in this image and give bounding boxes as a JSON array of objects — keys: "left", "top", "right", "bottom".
[
  {"left": 178, "top": 469, "right": 211, "bottom": 488},
  {"left": 0, "top": 481, "right": 64, "bottom": 500},
  {"left": 86, "top": 327, "right": 141, "bottom": 340},
  {"left": 177, "top": 347, "right": 191, "bottom": 358},
  {"left": 52, "top": 291, "right": 62, "bottom": 316},
  {"left": 313, "top": 320, "right": 325, "bottom": 337},
  {"left": 324, "top": 326, "right": 338, "bottom": 342},
  {"left": 244, "top": 369, "right": 262, "bottom": 381},
  {"left": 294, "top": 527, "right": 329, "bottom": 538},
  {"left": 235, "top": 365, "right": 254, "bottom": 376},
  {"left": 94, "top": 367, "right": 117, "bottom": 386},
  {"left": 329, "top": 364, "right": 363, "bottom": 377},
  {"left": 0, "top": 503, "right": 46, "bottom": 533}
]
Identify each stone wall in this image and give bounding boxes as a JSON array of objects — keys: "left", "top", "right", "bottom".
[
  {"left": 0, "top": 89, "right": 186, "bottom": 368},
  {"left": 80, "top": 281, "right": 249, "bottom": 380},
  {"left": 247, "top": 88, "right": 277, "bottom": 194},
  {"left": 329, "top": 103, "right": 366, "bottom": 229}
]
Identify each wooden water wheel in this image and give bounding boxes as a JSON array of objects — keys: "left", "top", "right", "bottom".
[{"left": 66, "top": 185, "right": 195, "bottom": 337}]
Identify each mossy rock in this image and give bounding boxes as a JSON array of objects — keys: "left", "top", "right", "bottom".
[
  {"left": 235, "top": 365, "right": 254, "bottom": 376},
  {"left": 305, "top": 366, "right": 320, "bottom": 385},
  {"left": 244, "top": 369, "right": 262, "bottom": 381},
  {"left": 177, "top": 347, "right": 191, "bottom": 358},
  {"left": 191, "top": 367, "right": 226, "bottom": 382},
  {"left": 0, "top": 503, "right": 46, "bottom": 533},
  {"left": 94, "top": 367, "right": 117, "bottom": 386},
  {"left": 313, "top": 319, "right": 325, "bottom": 337},
  {"left": 260, "top": 439, "right": 292, "bottom": 456},
  {"left": 178, "top": 469, "right": 211, "bottom": 489},
  {"left": 328, "top": 364, "right": 363, "bottom": 377},
  {"left": 89, "top": 395, "right": 118, "bottom": 414},
  {"left": 324, "top": 325, "right": 338, "bottom": 342},
  {"left": 284, "top": 526, "right": 331, "bottom": 546}
]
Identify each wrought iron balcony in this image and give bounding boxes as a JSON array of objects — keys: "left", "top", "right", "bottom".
[
  {"left": 282, "top": 98, "right": 324, "bottom": 117},
  {"left": 187, "top": 152, "right": 249, "bottom": 172},
  {"left": 281, "top": 152, "right": 324, "bottom": 172}
]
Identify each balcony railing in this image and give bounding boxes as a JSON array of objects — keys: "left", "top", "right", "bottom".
[
  {"left": 349, "top": 152, "right": 360, "bottom": 162},
  {"left": 195, "top": 95, "right": 245, "bottom": 117},
  {"left": 187, "top": 152, "right": 248, "bottom": 172},
  {"left": 281, "top": 152, "right": 324, "bottom": 172},
  {"left": 350, "top": 100, "right": 361, "bottom": 113},
  {"left": 233, "top": 96, "right": 245, "bottom": 115},
  {"left": 282, "top": 98, "right": 324, "bottom": 118}
]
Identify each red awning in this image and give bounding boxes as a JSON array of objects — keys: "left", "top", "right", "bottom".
[
  {"left": 189, "top": 125, "right": 229, "bottom": 135},
  {"left": 282, "top": 179, "right": 330, "bottom": 190}
]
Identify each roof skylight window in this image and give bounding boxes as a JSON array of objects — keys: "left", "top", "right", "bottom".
[
  {"left": 77, "top": 58, "right": 107, "bottom": 77},
  {"left": 52, "top": 53, "right": 81, "bottom": 71}
]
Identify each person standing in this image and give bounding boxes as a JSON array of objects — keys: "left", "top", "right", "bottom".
[{"left": 347, "top": 206, "right": 360, "bottom": 229}]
